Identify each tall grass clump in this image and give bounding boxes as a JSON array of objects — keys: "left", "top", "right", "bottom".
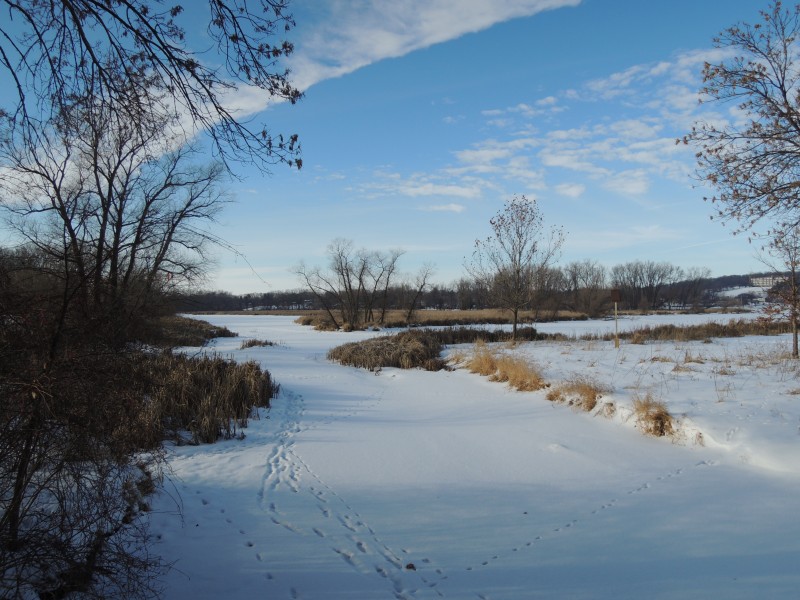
[
  {"left": 491, "top": 354, "right": 547, "bottom": 391},
  {"left": 632, "top": 392, "right": 674, "bottom": 437},
  {"left": 546, "top": 376, "right": 612, "bottom": 412},
  {"left": 465, "top": 341, "right": 547, "bottom": 391},
  {"left": 431, "top": 326, "right": 557, "bottom": 345},
  {"left": 150, "top": 314, "right": 238, "bottom": 347},
  {"left": 327, "top": 330, "right": 446, "bottom": 371},
  {"left": 133, "top": 352, "right": 278, "bottom": 445},
  {"left": 240, "top": 338, "right": 276, "bottom": 349},
  {"left": 601, "top": 318, "right": 792, "bottom": 345},
  {"left": 466, "top": 340, "right": 498, "bottom": 376}
]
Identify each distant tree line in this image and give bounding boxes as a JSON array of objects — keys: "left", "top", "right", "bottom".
[{"left": 179, "top": 262, "right": 773, "bottom": 318}]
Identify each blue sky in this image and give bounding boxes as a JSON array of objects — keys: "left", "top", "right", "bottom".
[{"left": 198, "top": 1, "right": 772, "bottom": 292}]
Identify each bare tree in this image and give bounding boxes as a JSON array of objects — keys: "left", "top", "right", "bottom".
[
  {"left": 611, "top": 261, "right": 644, "bottom": 309},
  {"left": 664, "top": 266, "right": 711, "bottom": 309},
  {"left": 404, "top": 263, "right": 436, "bottom": 324},
  {"left": 0, "top": 64, "right": 227, "bottom": 600},
  {"left": 757, "top": 229, "right": 800, "bottom": 357},
  {"left": 684, "top": 1, "right": 800, "bottom": 237},
  {"left": 610, "top": 260, "right": 677, "bottom": 310},
  {"left": 455, "top": 277, "right": 481, "bottom": 310},
  {"left": 365, "top": 249, "right": 404, "bottom": 324},
  {"left": 0, "top": 0, "right": 302, "bottom": 170},
  {"left": 530, "top": 266, "right": 566, "bottom": 321},
  {"left": 0, "top": 2, "right": 301, "bottom": 596},
  {"left": 641, "top": 261, "right": 681, "bottom": 310},
  {"left": 563, "top": 259, "right": 608, "bottom": 317},
  {"left": 467, "top": 196, "right": 564, "bottom": 339},
  {"left": 1, "top": 89, "right": 228, "bottom": 348},
  {"left": 295, "top": 240, "right": 405, "bottom": 329}
]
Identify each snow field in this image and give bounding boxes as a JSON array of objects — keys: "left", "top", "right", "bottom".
[{"left": 150, "top": 314, "right": 800, "bottom": 599}]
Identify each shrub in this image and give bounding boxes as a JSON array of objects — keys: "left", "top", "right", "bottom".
[{"left": 632, "top": 393, "right": 674, "bottom": 437}]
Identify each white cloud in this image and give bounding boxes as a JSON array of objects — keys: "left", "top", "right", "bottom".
[
  {"left": 609, "top": 119, "right": 662, "bottom": 140},
  {"left": 539, "top": 147, "right": 611, "bottom": 176},
  {"left": 481, "top": 96, "right": 565, "bottom": 127},
  {"left": 419, "top": 203, "right": 466, "bottom": 213},
  {"left": 603, "top": 169, "right": 650, "bottom": 196},
  {"left": 455, "top": 147, "right": 514, "bottom": 165},
  {"left": 554, "top": 183, "right": 585, "bottom": 198},
  {"left": 400, "top": 182, "right": 481, "bottom": 198},
  {"left": 360, "top": 172, "right": 483, "bottom": 200}
]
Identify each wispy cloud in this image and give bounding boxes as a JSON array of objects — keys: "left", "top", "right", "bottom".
[
  {"left": 438, "top": 47, "right": 732, "bottom": 202},
  {"left": 554, "top": 183, "right": 585, "bottom": 198},
  {"left": 419, "top": 203, "right": 466, "bottom": 213},
  {"left": 603, "top": 169, "right": 651, "bottom": 196},
  {"left": 288, "top": 0, "right": 582, "bottom": 91},
  {"left": 361, "top": 172, "right": 483, "bottom": 200}
]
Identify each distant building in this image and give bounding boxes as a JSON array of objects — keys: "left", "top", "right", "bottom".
[{"left": 751, "top": 275, "right": 787, "bottom": 288}]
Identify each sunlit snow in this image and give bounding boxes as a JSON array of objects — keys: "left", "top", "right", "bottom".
[{"left": 150, "top": 313, "right": 800, "bottom": 599}]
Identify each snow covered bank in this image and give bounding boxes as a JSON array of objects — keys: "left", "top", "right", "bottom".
[{"left": 150, "top": 314, "right": 800, "bottom": 599}]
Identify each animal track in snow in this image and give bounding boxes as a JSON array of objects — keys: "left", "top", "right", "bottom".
[{"left": 455, "top": 463, "right": 699, "bottom": 578}]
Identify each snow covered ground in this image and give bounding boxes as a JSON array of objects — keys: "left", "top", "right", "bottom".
[{"left": 150, "top": 313, "right": 800, "bottom": 599}]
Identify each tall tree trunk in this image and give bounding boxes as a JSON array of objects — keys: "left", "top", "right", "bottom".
[{"left": 512, "top": 308, "right": 519, "bottom": 341}]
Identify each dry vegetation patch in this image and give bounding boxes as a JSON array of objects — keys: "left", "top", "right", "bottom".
[
  {"left": 491, "top": 355, "right": 547, "bottom": 391},
  {"left": 294, "top": 308, "right": 586, "bottom": 331},
  {"left": 464, "top": 341, "right": 547, "bottom": 391},
  {"left": 546, "top": 376, "right": 612, "bottom": 412},
  {"left": 134, "top": 352, "right": 278, "bottom": 445},
  {"left": 466, "top": 340, "right": 498, "bottom": 376},
  {"left": 327, "top": 330, "right": 446, "bottom": 371},
  {"left": 240, "top": 338, "right": 277, "bottom": 349},
  {"left": 609, "top": 318, "right": 791, "bottom": 345},
  {"left": 153, "top": 315, "right": 238, "bottom": 347},
  {"left": 632, "top": 392, "right": 675, "bottom": 437}
]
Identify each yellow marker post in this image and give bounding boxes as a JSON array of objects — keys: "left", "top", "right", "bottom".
[{"left": 610, "top": 289, "right": 621, "bottom": 349}]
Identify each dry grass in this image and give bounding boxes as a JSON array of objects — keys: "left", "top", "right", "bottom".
[
  {"left": 546, "top": 376, "right": 612, "bottom": 412},
  {"left": 683, "top": 350, "right": 705, "bottom": 364},
  {"left": 649, "top": 355, "right": 672, "bottom": 363},
  {"left": 381, "top": 309, "right": 586, "bottom": 328},
  {"left": 240, "top": 338, "right": 276, "bottom": 349},
  {"left": 465, "top": 341, "right": 547, "bottom": 391},
  {"left": 293, "top": 309, "right": 587, "bottom": 330},
  {"left": 491, "top": 355, "right": 547, "bottom": 391},
  {"left": 327, "top": 330, "right": 446, "bottom": 371},
  {"left": 605, "top": 318, "right": 792, "bottom": 345},
  {"left": 466, "top": 340, "right": 498, "bottom": 376},
  {"left": 133, "top": 352, "right": 278, "bottom": 445},
  {"left": 152, "top": 315, "right": 238, "bottom": 347},
  {"left": 294, "top": 313, "right": 339, "bottom": 330},
  {"left": 632, "top": 392, "right": 674, "bottom": 437}
]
